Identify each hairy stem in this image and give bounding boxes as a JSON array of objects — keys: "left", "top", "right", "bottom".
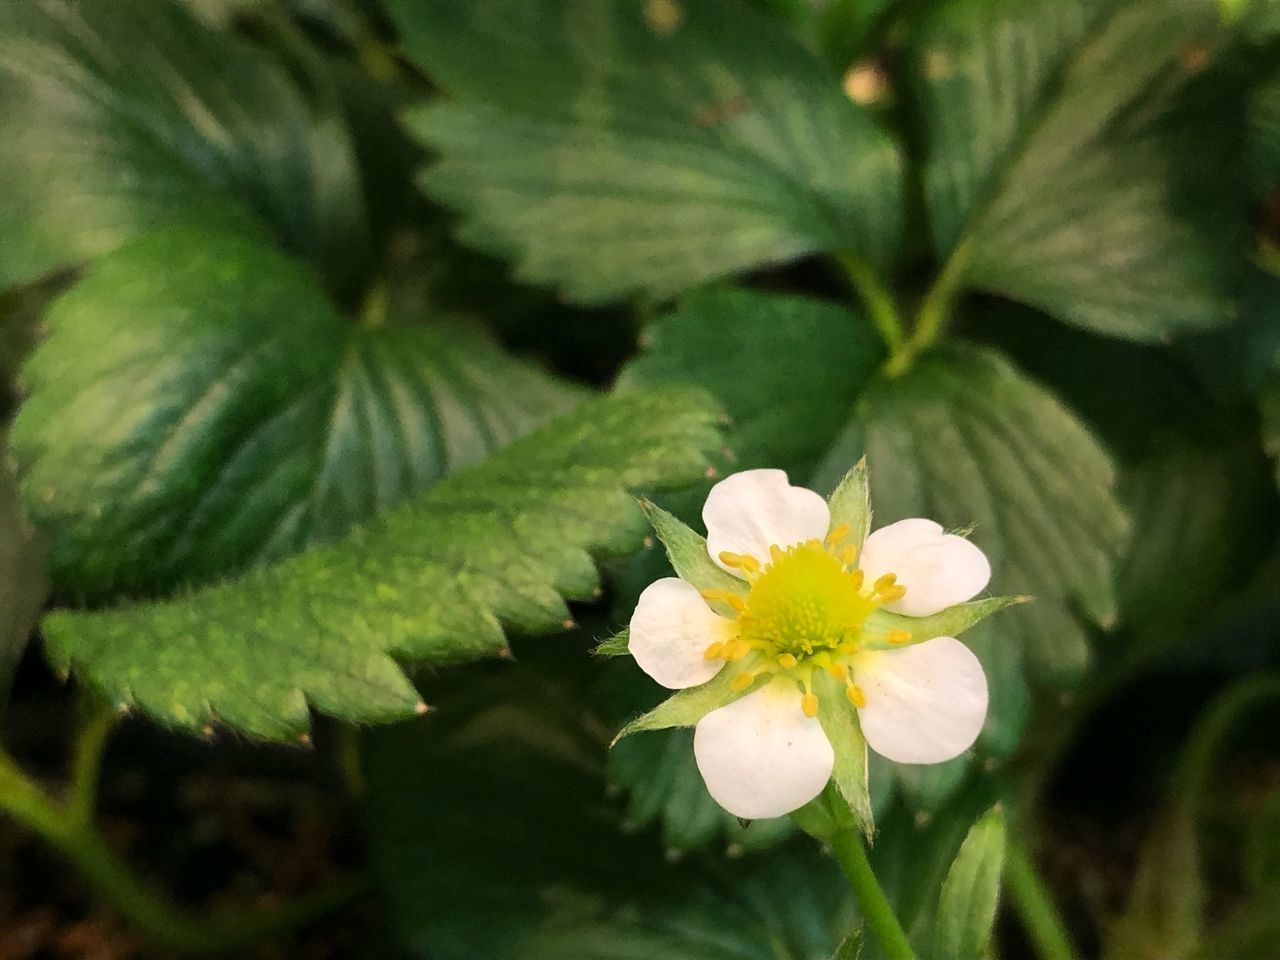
[
  {"left": 1004, "top": 831, "right": 1080, "bottom": 960},
  {"left": 831, "top": 827, "right": 917, "bottom": 960},
  {"left": 0, "top": 714, "right": 364, "bottom": 954}
]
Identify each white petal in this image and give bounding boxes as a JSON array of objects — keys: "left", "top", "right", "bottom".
[
  {"left": 854, "top": 637, "right": 988, "bottom": 764},
  {"left": 629, "top": 578, "right": 729, "bottom": 689},
  {"left": 693, "top": 680, "right": 834, "bottom": 819},
  {"left": 859, "top": 518, "right": 991, "bottom": 617},
  {"left": 703, "top": 469, "right": 830, "bottom": 577}
]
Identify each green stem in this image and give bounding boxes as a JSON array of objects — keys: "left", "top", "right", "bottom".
[
  {"left": 831, "top": 827, "right": 917, "bottom": 960},
  {"left": 887, "top": 237, "right": 974, "bottom": 376},
  {"left": 0, "top": 733, "right": 364, "bottom": 954},
  {"left": 1174, "top": 673, "right": 1280, "bottom": 814},
  {"left": 1004, "top": 832, "right": 1080, "bottom": 960},
  {"left": 68, "top": 701, "right": 116, "bottom": 827},
  {"left": 835, "top": 253, "right": 904, "bottom": 353}
]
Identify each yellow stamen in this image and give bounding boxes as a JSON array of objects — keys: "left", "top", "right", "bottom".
[
  {"left": 731, "top": 671, "right": 756, "bottom": 692},
  {"left": 701, "top": 588, "right": 747, "bottom": 613},
  {"left": 886, "top": 629, "right": 912, "bottom": 645},
  {"left": 849, "top": 568, "right": 864, "bottom": 590},
  {"left": 827, "top": 661, "right": 848, "bottom": 680},
  {"left": 726, "top": 639, "right": 752, "bottom": 661},
  {"left": 801, "top": 692, "right": 819, "bottom": 718},
  {"left": 703, "top": 642, "right": 724, "bottom": 660},
  {"left": 840, "top": 545, "right": 857, "bottom": 567},
  {"left": 873, "top": 573, "right": 898, "bottom": 594},
  {"left": 777, "top": 653, "right": 798, "bottom": 669},
  {"left": 879, "top": 584, "right": 907, "bottom": 602},
  {"left": 825, "top": 524, "right": 851, "bottom": 546},
  {"left": 846, "top": 683, "right": 867, "bottom": 708},
  {"left": 769, "top": 544, "right": 785, "bottom": 564},
  {"left": 717, "top": 550, "right": 761, "bottom": 574}
]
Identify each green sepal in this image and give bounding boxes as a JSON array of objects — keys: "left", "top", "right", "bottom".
[
  {"left": 826, "top": 458, "right": 872, "bottom": 552},
  {"left": 638, "top": 499, "right": 746, "bottom": 613},
  {"left": 815, "top": 671, "right": 874, "bottom": 841},
  {"left": 933, "top": 806, "right": 1007, "bottom": 960},
  {"left": 865, "top": 595, "right": 1030, "bottom": 649},
  {"left": 612, "top": 668, "right": 762, "bottom": 746},
  {"left": 594, "top": 629, "right": 630, "bottom": 657}
]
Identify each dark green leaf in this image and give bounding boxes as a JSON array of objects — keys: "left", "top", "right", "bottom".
[
  {"left": 366, "top": 666, "right": 857, "bottom": 959},
  {"left": 0, "top": 0, "right": 368, "bottom": 294},
  {"left": 39, "top": 388, "right": 722, "bottom": 739},
  {"left": 0, "top": 434, "right": 47, "bottom": 712},
  {"left": 13, "top": 223, "right": 582, "bottom": 602},
  {"left": 389, "top": 0, "right": 903, "bottom": 302},
  {"left": 1251, "top": 65, "right": 1280, "bottom": 198},
  {"left": 814, "top": 344, "right": 1130, "bottom": 683},
  {"left": 913, "top": 0, "right": 1242, "bottom": 339},
  {"left": 932, "top": 806, "right": 1006, "bottom": 960}
]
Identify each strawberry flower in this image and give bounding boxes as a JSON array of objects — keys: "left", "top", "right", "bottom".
[{"left": 622, "top": 467, "right": 1020, "bottom": 822}]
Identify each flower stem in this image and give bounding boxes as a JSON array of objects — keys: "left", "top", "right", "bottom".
[
  {"left": 886, "top": 237, "right": 974, "bottom": 376},
  {"left": 0, "top": 712, "right": 365, "bottom": 954},
  {"left": 835, "top": 253, "right": 904, "bottom": 354},
  {"left": 1004, "top": 832, "right": 1080, "bottom": 960},
  {"left": 830, "top": 827, "right": 917, "bottom": 960}
]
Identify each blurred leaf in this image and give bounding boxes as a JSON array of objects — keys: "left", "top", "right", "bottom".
[
  {"left": 365, "top": 665, "right": 857, "bottom": 959},
  {"left": 1245, "top": 789, "right": 1280, "bottom": 894},
  {"left": 389, "top": 0, "right": 903, "bottom": 303},
  {"left": 13, "top": 223, "right": 582, "bottom": 602},
  {"left": 1263, "top": 381, "right": 1280, "bottom": 490},
  {"left": 814, "top": 344, "right": 1130, "bottom": 684},
  {"left": 912, "top": 0, "right": 1243, "bottom": 340},
  {"left": 38, "top": 388, "right": 722, "bottom": 739},
  {"left": 619, "top": 287, "right": 885, "bottom": 479},
  {"left": 1252, "top": 65, "right": 1280, "bottom": 198},
  {"left": 0, "top": 0, "right": 369, "bottom": 296},
  {"left": 0, "top": 434, "right": 47, "bottom": 712},
  {"left": 1105, "top": 809, "right": 1203, "bottom": 960},
  {"left": 932, "top": 806, "right": 1006, "bottom": 960}
]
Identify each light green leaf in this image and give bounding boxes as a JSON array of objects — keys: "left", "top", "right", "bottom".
[
  {"left": 39, "top": 388, "right": 722, "bottom": 739},
  {"left": 366, "top": 666, "right": 857, "bottom": 959},
  {"left": 389, "top": 0, "right": 903, "bottom": 302},
  {"left": 595, "top": 630, "right": 631, "bottom": 657},
  {"left": 933, "top": 807, "right": 1006, "bottom": 960},
  {"left": 815, "top": 344, "right": 1130, "bottom": 683},
  {"left": 815, "top": 672, "right": 874, "bottom": 840},
  {"left": 913, "top": 0, "right": 1242, "bottom": 339},
  {"left": 638, "top": 500, "right": 744, "bottom": 600},
  {"left": 12, "top": 223, "right": 582, "bottom": 602},
  {"left": 0, "top": 434, "right": 47, "bottom": 712},
  {"left": 866, "top": 596, "right": 1030, "bottom": 650},
  {"left": 0, "top": 0, "right": 368, "bottom": 294},
  {"left": 827, "top": 460, "right": 872, "bottom": 550},
  {"left": 613, "top": 666, "right": 758, "bottom": 743}
]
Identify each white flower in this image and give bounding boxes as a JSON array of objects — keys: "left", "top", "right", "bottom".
[{"left": 628, "top": 468, "right": 992, "bottom": 820}]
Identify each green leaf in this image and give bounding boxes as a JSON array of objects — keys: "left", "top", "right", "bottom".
[
  {"left": 827, "top": 459, "right": 872, "bottom": 550},
  {"left": 638, "top": 500, "right": 744, "bottom": 600},
  {"left": 912, "top": 0, "right": 1242, "bottom": 339},
  {"left": 815, "top": 672, "right": 874, "bottom": 840},
  {"left": 621, "top": 288, "right": 885, "bottom": 476},
  {"left": 866, "top": 596, "right": 1030, "bottom": 650},
  {"left": 366, "top": 665, "right": 858, "bottom": 959},
  {"left": 0, "top": 0, "right": 368, "bottom": 295},
  {"left": 1251, "top": 65, "right": 1280, "bottom": 198},
  {"left": 1104, "top": 808, "right": 1203, "bottom": 960},
  {"left": 1263, "top": 381, "right": 1280, "bottom": 490},
  {"left": 932, "top": 807, "right": 1006, "bottom": 960},
  {"left": 0, "top": 434, "right": 47, "bottom": 712},
  {"left": 815, "top": 344, "right": 1130, "bottom": 683},
  {"left": 39, "top": 388, "right": 722, "bottom": 739},
  {"left": 389, "top": 0, "right": 903, "bottom": 302},
  {"left": 613, "top": 666, "right": 758, "bottom": 743},
  {"left": 12, "top": 223, "right": 583, "bottom": 602}
]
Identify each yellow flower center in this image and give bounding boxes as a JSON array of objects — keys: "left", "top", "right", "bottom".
[{"left": 701, "top": 526, "right": 911, "bottom": 718}]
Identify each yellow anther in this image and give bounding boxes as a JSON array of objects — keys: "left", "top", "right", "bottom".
[
  {"left": 874, "top": 573, "right": 898, "bottom": 594},
  {"left": 769, "top": 544, "right": 785, "bottom": 564},
  {"left": 886, "top": 629, "right": 912, "bottom": 645},
  {"left": 701, "top": 588, "right": 746, "bottom": 613},
  {"left": 879, "top": 584, "right": 907, "bottom": 602},
  {"left": 826, "top": 524, "right": 851, "bottom": 546},
  {"left": 840, "top": 545, "right": 858, "bottom": 567},
  {"left": 777, "top": 653, "right": 798, "bottom": 669},
  {"left": 703, "top": 642, "right": 724, "bottom": 661},
  {"left": 849, "top": 569, "right": 865, "bottom": 590},
  {"left": 846, "top": 683, "right": 867, "bottom": 708},
  {"left": 726, "top": 639, "right": 753, "bottom": 661},
  {"left": 801, "top": 692, "right": 820, "bottom": 717},
  {"left": 731, "top": 671, "right": 756, "bottom": 692},
  {"left": 826, "top": 661, "right": 848, "bottom": 680},
  {"left": 718, "top": 550, "right": 760, "bottom": 573}
]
